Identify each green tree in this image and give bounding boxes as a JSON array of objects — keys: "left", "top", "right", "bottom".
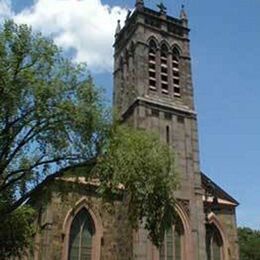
[
  {"left": 94, "top": 125, "right": 178, "bottom": 246},
  {"left": 0, "top": 20, "right": 105, "bottom": 213},
  {"left": 0, "top": 205, "right": 35, "bottom": 259},
  {"left": 0, "top": 20, "right": 178, "bottom": 257},
  {"left": 238, "top": 227, "right": 260, "bottom": 260},
  {"left": 0, "top": 20, "right": 106, "bottom": 258}
]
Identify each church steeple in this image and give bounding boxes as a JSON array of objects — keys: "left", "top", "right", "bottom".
[
  {"left": 113, "top": 2, "right": 205, "bottom": 257},
  {"left": 112, "top": 3, "right": 239, "bottom": 260},
  {"left": 114, "top": 0, "right": 194, "bottom": 115}
]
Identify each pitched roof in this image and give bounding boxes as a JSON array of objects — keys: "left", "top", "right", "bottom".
[{"left": 201, "top": 172, "right": 239, "bottom": 206}]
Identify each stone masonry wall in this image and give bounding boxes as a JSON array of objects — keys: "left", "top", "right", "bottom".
[
  {"left": 32, "top": 181, "right": 133, "bottom": 260},
  {"left": 217, "top": 208, "right": 240, "bottom": 260}
]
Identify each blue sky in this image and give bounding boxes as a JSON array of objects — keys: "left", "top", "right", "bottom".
[{"left": 2, "top": 0, "right": 260, "bottom": 229}]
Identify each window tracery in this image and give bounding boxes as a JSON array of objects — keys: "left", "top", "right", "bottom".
[
  {"left": 69, "top": 208, "right": 95, "bottom": 260},
  {"left": 148, "top": 40, "right": 182, "bottom": 97},
  {"left": 206, "top": 224, "right": 223, "bottom": 260},
  {"left": 159, "top": 219, "right": 184, "bottom": 260}
]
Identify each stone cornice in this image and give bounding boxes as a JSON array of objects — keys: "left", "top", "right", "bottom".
[{"left": 121, "top": 96, "right": 197, "bottom": 121}]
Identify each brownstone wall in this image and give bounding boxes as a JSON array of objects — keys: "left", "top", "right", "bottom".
[
  {"left": 216, "top": 208, "right": 240, "bottom": 260},
  {"left": 32, "top": 181, "right": 133, "bottom": 260}
]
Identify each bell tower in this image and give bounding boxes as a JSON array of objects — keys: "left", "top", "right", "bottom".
[{"left": 113, "top": 1, "right": 206, "bottom": 259}]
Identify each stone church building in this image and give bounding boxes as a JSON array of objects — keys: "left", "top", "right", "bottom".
[{"left": 31, "top": 1, "right": 239, "bottom": 259}]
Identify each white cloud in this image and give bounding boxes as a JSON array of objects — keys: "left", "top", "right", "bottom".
[
  {"left": 0, "top": 0, "right": 13, "bottom": 22},
  {"left": 1, "top": 0, "right": 127, "bottom": 72}
]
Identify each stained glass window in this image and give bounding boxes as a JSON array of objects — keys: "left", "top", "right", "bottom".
[
  {"left": 69, "top": 209, "right": 95, "bottom": 260},
  {"left": 159, "top": 220, "right": 183, "bottom": 260},
  {"left": 174, "top": 224, "right": 182, "bottom": 260},
  {"left": 206, "top": 224, "right": 223, "bottom": 260}
]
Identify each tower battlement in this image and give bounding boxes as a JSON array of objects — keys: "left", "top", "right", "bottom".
[{"left": 114, "top": 5, "right": 189, "bottom": 50}]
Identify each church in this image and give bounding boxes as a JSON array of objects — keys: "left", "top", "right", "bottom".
[{"left": 31, "top": 1, "right": 239, "bottom": 259}]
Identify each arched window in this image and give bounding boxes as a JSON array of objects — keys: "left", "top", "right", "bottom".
[
  {"left": 119, "top": 56, "right": 124, "bottom": 71},
  {"left": 172, "top": 48, "right": 180, "bottom": 97},
  {"left": 130, "top": 41, "right": 135, "bottom": 57},
  {"left": 174, "top": 223, "right": 182, "bottom": 260},
  {"left": 124, "top": 49, "right": 129, "bottom": 68},
  {"left": 69, "top": 208, "right": 95, "bottom": 260},
  {"left": 161, "top": 44, "right": 169, "bottom": 93},
  {"left": 206, "top": 224, "right": 223, "bottom": 260},
  {"left": 148, "top": 40, "right": 157, "bottom": 90},
  {"left": 159, "top": 220, "right": 184, "bottom": 260}
]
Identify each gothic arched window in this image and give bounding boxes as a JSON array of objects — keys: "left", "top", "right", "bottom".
[
  {"left": 124, "top": 49, "right": 129, "bottom": 68},
  {"left": 119, "top": 56, "right": 124, "bottom": 72},
  {"left": 160, "top": 44, "right": 169, "bottom": 93},
  {"left": 159, "top": 220, "right": 184, "bottom": 260},
  {"left": 206, "top": 224, "right": 223, "bottom": 260},
  {"left": 130, "top": 41, "right": 135, "bottom": 57},
  {"left": 172, "top": 47, "right": 181, "bottom": 97},
  {"left": 69, "top": 208, "right": 95, "bottom": 260},
  {"left": 148, "top": 40, "right": 157, "bottom": 90}
]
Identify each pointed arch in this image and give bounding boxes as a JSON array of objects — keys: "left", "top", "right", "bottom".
[
  {"left": 68, "top": 208, "right": 95, "bottom": 259},
  {"left": 150, "top": 202, "right": 193, "bottom": 260},
  {"left": 62, "top": 197, "right": 103, "bottom": 260},
  {"left": 160, "top": 41, "right": 170, "bottom": 53},
  {"left": 148, "top": 37, "right": 158, "bottom": 90},
  {"left": 171, "top": 45, "right": 181, "bottom": 97},
  {"left": 159, "top": 216, "right": 184, "bottom": 260},
  {"left": 174, "top": 202, "right": 193, "bottom": 259},
  {"left": 161, "top": 43, "right": 169, "bottom": 57},
  {"left": 147, "top": 36, "right": 159, "bottom": 49},
  {"left": 206, "top": 212, "right": 230, "bottom": 260},
  {"left": 206, "top": 224, "right": 223, "bottom": 260},
  {"left": 171, "top": 44, "right": 182, "bottom": 57},
  {"left": 160, "top": 43, "right": 169, "bottom": 93}
]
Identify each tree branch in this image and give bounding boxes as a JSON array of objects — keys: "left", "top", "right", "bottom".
[
  {"left": 1, "top": 154, "right": 82, "bottom": 192},
  {"left": 0, "top": 158, "right": 97, "bottom": 218},
  {"left": 0, "top": 107, "right": 35, "bottom": 162},
  {"left": 0, "top": 115, "right": 69, "bottom": 176},
  {"left": 0, "top": 124, "right": 40, "bottom": 176}
]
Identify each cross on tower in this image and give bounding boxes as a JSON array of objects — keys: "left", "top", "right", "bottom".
[{"left": 156, "top": 1, "right": 167, "bottom": 14}]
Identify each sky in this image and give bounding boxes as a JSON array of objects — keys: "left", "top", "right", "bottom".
[{"left": 0, "top": 0, "right": 259, "bottom": 229}]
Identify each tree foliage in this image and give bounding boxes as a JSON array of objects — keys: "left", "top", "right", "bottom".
[
  {"left": 0, "top": 20, "right": 105, "bottom": 213},
  {"left": 238, "top": 227, "right": 260, "bottom": 260},
  {"left": 0, "top": 20, "right": 106, "bottom": 258},
  {"left": 0, "top": 20, "right": 179, "bottom": 256},
  {"left": 0, "top": 205, "right": 35, "bottom": 259},
  {"left": 94, "top": 125, "right": 178, "bottom": 246}
]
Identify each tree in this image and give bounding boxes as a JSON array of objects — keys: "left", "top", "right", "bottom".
[
  {"left": 0, "top": 20, "right": 105, "bottom": 214},
  {"left": 238, "top": 227, "right": 260, "bottom": 260},
  {"left": 94, "top": 125, "right": 178, "bottom": 246},
  {"left": 0, "top": 20, "right": 178, "bottom": 257},
  {"left": 0, "top": 20, "right": 106, "bottom": 258},
  {"left": 0, "top": 205, "right": 35, "bottom": 259}
]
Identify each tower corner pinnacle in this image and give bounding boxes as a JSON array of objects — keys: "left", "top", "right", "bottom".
[
  {"left": 115, "top": 20, "right": 121, "bottom": 38},
  {"left": 135, "top": 0, "right": 144, "bottom": 10},
  {"left": 180, "top": 4, "right": 188, "bottom": 26}
]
